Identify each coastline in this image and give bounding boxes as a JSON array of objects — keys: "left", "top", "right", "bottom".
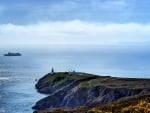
[{"left": 33, "top": 72, "right": 150, "bottom": 113}]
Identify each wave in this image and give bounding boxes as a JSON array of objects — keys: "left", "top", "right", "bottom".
[
  {"left": 0, "top": 77, "right": 21, "bottom": 83},
  {"left": 0, "top": 77, "right": 33, "bottom": 83},
  {"left": 0, "top": 77, "right": 10, "bottom": 81}
]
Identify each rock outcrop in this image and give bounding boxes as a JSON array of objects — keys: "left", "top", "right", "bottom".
[{"left": 33, "top": 72, "right": 150, "bottom": 110}]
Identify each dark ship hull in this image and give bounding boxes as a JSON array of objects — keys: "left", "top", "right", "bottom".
[{"left": 4, "top": 53, "right": 21, "bottom": 56}]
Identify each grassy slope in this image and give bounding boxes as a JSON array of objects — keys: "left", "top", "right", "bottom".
[
  {"left": 80, "top": 77, "right": 150, "bottom": 89},
  {"left": 40, "top": 72, "right": 150, "bottom": 89},
  {"left": 39, "top": 72, "right": 98, "bottom": 87}
]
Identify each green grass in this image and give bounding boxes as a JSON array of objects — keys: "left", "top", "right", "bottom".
[
  {"left": 79, "top": 76, "right": 150, "bottom": 89},
  {"left": 79, "top": 79, "right": 99, "bottom": 88},
  {"left": 79, "top": 76, "right": 113, "bottom": 88},
  {"left": 40, "top": 72, "right": 95, "bottom": 87},
  {"left": 40, "top": 72, "right": 150, "bottom": 89}
]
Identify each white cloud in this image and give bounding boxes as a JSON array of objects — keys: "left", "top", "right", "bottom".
[{"left": 0, "top": 20, "right": 150, "bottom": 47}]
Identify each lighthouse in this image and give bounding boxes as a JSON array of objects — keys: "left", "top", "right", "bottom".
[{"left": 51, "top": 67, "right": 54, "bottom": 75}]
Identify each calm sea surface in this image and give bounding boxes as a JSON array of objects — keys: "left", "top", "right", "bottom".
[{"left": 0, "top": 46, "right": 150, "bottom": 113}]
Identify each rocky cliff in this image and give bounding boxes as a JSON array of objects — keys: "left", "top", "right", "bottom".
[{"left": 33, "top": 72, "right": 150, "bottom": 110}]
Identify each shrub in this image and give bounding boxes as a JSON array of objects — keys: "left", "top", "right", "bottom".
[
  {"left": 53, "top": 108, "right": 64, "bottom": 113},
  {"left": 121, "top": 100, "right": 150, "bottom": 113}
]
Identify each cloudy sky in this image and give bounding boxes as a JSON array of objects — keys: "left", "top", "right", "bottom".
[{"left": 0, "top": 0, "right": 150, "bottom": 47}]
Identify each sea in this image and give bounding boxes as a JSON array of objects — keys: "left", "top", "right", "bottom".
[{"left": 0, "top": 45, "right": 150, "bottom": 113}]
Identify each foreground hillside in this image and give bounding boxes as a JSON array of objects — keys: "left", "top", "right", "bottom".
[
  {"left": 34, "top": 94, "right": 150, "bottom": 113},
  {"left": 33, "top": 72, "right": 150, "bottom": 112}
]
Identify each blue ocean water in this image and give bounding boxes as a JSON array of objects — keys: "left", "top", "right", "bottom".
[{"left": 0, "top": 46, "right": 150, "bottom": 113}]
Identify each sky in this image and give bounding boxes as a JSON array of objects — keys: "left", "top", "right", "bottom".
[{"left": 0, "top": 0, "right": 150, "bottom": 47}]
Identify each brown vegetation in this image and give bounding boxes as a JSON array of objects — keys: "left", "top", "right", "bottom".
[{"left": 34, "top": 94, "right": 150, "bottom": 113}]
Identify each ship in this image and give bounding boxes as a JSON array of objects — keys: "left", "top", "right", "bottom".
[{"left": 4, "top": 52, "right": 21, "bottom": 56}]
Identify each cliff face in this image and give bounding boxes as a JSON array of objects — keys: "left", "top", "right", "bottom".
[{"left": 33, "top": 72, "right": 150, "bottom": 110}]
